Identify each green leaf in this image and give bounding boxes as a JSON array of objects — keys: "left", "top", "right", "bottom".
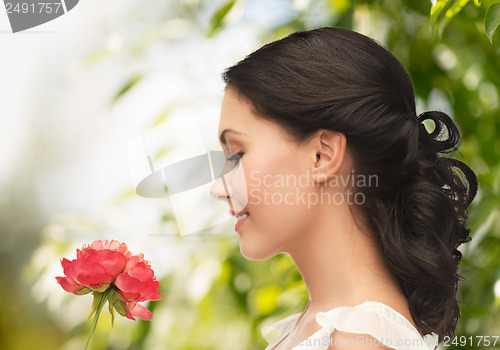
[
  {"left": 430, "top": 0, "right": 452, "bottom": 35},
  {"left": 150, "top": 103, "right": 176, "bottom": 127},
  {"left": 151, "top": 109, "right": 169, "bottom": 127},
  {"left": 111, "top": 76, "right": 142, "bottom": 105},
  {"left": 207, "top": 0, "right": 237, "bottom": 37},
  {"left": 485, "top": 2, "right": 500, "bottom": 43},
  {"left": 75, "top": 287, "right": 92, "bottom": 295},
  {"left": 107, "top": 287, "right": 128, "bottom": 318},
  {"left": 446, "top": 0, "right": 470, "bottom": 17},
  {"left": 91, "top": 283, "right": 110, "bottom": 293},
  {"left": 88, "top": 292, "right": 99, "bottom": 320},
  {"left": 430, "top": 0, "right": 470, "bottom": 37},
  {"left": 108, "top": 298, "right": 115, "bottom": 327},
  {"left": 85, "top": 292, "right": 107, "bottom": 350},
  {"left": 430, "top": 0, "right": 447, "bottom": 17}
]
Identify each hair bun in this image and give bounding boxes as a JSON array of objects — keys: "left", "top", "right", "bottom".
[
  {"left": 448, "top": 158, "right": 479, "bottom": 207},
  {"left": 416, "top": 111, "right": 478, "bottom": 207},
  {"left": 417, "top": 111, "right": 460, "bottom": 154}
]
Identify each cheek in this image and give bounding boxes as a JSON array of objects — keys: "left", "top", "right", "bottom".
[{"left": 245, "top": 157, "right": 313, "bottom": 228}]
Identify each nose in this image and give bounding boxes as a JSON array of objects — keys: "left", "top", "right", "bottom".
[{"left": 209, "top": 173, "right": 232, "bottom": 203}]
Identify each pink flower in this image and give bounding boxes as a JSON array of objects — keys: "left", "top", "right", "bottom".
[
  {"left": 56, "top": 247, "right": 127, "bottom": 294},
  {"left": 114, "top": 255, "right": 163, "bottom": 320},
  {"left": 56, "top": 240, "right": 163, "bottom": 349},
  {"left": 56, "top": 240, "right": 163, "bottom": 320}
]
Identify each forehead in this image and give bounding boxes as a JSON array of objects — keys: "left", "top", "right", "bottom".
[
  {"left": 217, "top": 91, "right": 256, "bottom": 146},
  {"left": 217, "top": 88, "right": 295, "bottom": 146},
  {"left": 218, "top": 89, "right": 254, "bottom": 130},
  {"left": 218, "top": 89, "right": 275, "bottom": 132}
]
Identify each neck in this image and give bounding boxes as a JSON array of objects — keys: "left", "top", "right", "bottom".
[{"left": 286, "top": 202, "right": 405, "bottom": 314}]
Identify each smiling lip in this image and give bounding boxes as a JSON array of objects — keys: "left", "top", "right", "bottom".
[
  {"left": 235, "top": 214, "right": 249, "bottom": 232},
  {"left": 229, "top": 209, "right": 249, "bottom": 232}
]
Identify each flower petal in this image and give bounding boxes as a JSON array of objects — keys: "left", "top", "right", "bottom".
[
  {"left": 118, "top": 291, "right": 142, "bottom": 302},
  {"left": 128, "top": 264, "right": 154, "bottom": 281},
  {"left": 61, "top": 258, "right": 80, "bottom": 281},
  {"left": 123, "top": 255, "right": 140, "bottom": 273},
  {"left": 89, "top": 240, "right": 105, "bottom": 250},
  {"left": 115, "top": 273, "right": 142, "bottom": 295},
  {"left": 93, "top": 250, "right": 127, "bottom": 278},
  {"left": 55, "top": 276, "right": 85, "bottom": 294},
  {"left": 124, "top": 302, "right": 153, "bottom": 321},
  {"left": 115, "top": 272, "right": 163, "bottom": 302},
  {"left": 67, "top": 257, "right": 111, "bottom": 288}
]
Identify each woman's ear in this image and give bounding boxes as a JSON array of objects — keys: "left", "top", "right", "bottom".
[{"left": 312, "top": 130, "right": 347, "bottom": 184}]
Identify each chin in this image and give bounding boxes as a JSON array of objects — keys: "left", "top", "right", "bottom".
[{"left": 239, "top": 239, "right": 279, "bottom": 261}]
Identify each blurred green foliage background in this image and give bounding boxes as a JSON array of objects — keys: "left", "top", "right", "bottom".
[{"left": 0, "top": 0, "right": 499, "bottom": 349}]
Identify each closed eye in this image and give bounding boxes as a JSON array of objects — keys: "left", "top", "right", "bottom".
[{"left": 226, "top": 152, "right": 244, "bottom": 165}]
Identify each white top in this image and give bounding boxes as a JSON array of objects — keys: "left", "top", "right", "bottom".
[{"left": 262, "top": 301, "right": 440, "bottom": 350}]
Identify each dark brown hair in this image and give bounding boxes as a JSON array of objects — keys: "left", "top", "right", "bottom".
[{"left": 222, "top": 27, "right": 477, "bottom": 341}]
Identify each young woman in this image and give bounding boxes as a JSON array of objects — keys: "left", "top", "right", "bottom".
[{"left": 210, "top": 27, "right": 477, "bottom": 350}]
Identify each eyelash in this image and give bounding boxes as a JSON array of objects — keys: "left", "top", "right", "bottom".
[{"left": 227, "top": 152, "right": 244, "bottom": 164}]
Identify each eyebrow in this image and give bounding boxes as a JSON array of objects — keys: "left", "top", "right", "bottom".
[{"left": 219, "top": 128, "right": 247, "bottom": 145}]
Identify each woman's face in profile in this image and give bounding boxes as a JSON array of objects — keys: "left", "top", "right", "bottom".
[{"left": 210, "top": 88, "right": 318, "bottom": 260}]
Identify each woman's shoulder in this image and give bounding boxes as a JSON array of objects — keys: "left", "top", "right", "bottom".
[
  {"left": 316, "top": 301, "right": 439, "bottom": 350},
  {"left": 327, "top": 329, "right": 398, "bottom": 350},
  {"left": 262, "top": 301, "right": 439, "bottom": 350}
]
